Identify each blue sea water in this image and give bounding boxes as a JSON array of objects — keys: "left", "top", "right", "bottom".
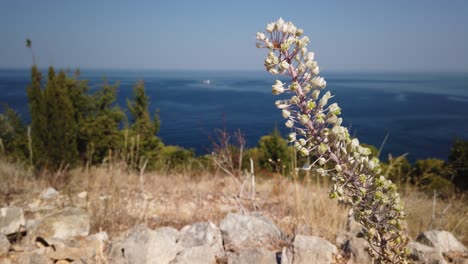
[{"left": 0, "top": 68, "right": 467, "bottom": 162}]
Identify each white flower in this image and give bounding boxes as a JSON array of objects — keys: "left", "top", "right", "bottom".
[
  {"left": 312, "top": 65, "right": 320, "bottom": 75},
  {"left": 272, "top": 80, "right": 285, "bottom": 95},
  {"left": 299, "top": 36, "right": 309, "bottom": 48},
  {"left": 282, "top": 109, "right": 291, "bottom": 118},
  {"left": 318, "top": 143, "right": 328, "bottom": 155},
  {"left": 288, "top": 132, "right": 296, "bottom": 142},
  {"left": 298, "top": 138, "right": 307, "bottom": 146},
  {"left": 311, "top": 76, "right": 326, "bottom": 89},
  {"left": 335, "top": 164, "right": 342, "bottom": 172},
  {"left": 280, "top": 60, "right": 289, "bottom": 70},
  {"left": 312, "top": 90, "right": 320, "bottom": 100},
  {"left": 328, "top": 103, "right": 341, "bottom": 115},
  {"left": 296, "top": 28, "right": 303, "bottom": 36},
  {"left": 266, "top": 23, "right": 275, "bottom": 33},
  {"left": 285, "top": 119, "right": 294, "bottom": 128},
  {"left": 305, "top": 52, "right": 315, "bottom": 62},
  {"left": 256, "top": 32, "right": 266, "bottom": 41},
  {"left": 318, "top": 157, "right": 326, "bottom": 165},
  {"left": 276, "top": 17, "right": 285, "bottom": 30},
  {"left": 300, "top": 147, "right": 309, "bottom": 156},
  {"left": 300, "top": 114, "right": 310, "bottom": 124},
  {"left": 281, "top": 23, "right": 289, "bottom": 33},
  {"left": 268, "top": 68, "right": 279, "bottom": 75}
]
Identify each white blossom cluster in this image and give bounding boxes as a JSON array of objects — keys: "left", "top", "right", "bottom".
[{"left": 256, "top": 18, "right": 409, "bottom": 263}]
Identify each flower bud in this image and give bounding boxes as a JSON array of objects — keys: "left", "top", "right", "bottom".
[
  {"left": 328, "top": 103, "right": 341, "bottom": 115},
  {"left": 312, "top": 90, "right": 320, "bottom": 100},
  {"left": 290, "top": 96, "right": 300, "bottom": 105},
  {"left": 300, "top": 147, "right": 309, "bottom": 156},
  {"left": 280, "top": 60, "right": 289, "bottom": 70},
  {"left": 298, "top": 138, "right": 307, "bottom": 146},
  {"left": 288, "top": 132, "right": 296, "bottom": 142},
  {"left": 318, "top": 157, "right": 326, "bottom": 165},
  {"left": 268, "top": 68, "right": 279, "bottom": 75},
  {"left": 282, "top": 109, "right": 291, "bottom": 118},
  {"left": 307, "top": 100, "right": 316, "bottom": 110},
  {"left": 318, "top": 143, "right": 328, "bottom": 155},
  {"left": 335, "top": 164, "right": 342, "bottom": 172},
  {"left": 300, "top": 114, "right": 310, "bottom": 124},
  {"left": 285, "top": 119, "right": 294, "bottom": 128}
]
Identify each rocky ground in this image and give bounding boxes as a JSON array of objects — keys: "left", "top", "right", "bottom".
[{"left": 0, "top": 186, "right": 467, "bottom": 264}]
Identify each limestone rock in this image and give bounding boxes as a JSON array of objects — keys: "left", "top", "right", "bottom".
[
  {"left": 228, "top": 247, "right": 277, "bottom": 264},
  {"left": 108, "top": 225, "right": 182, "bottom": 264},
  {"left": 220, "top": 213, "right": 284, "bottom": 251},
  {"left": 453, "top": 258, "right": 468, "bottom": 264},
  {"left": 0, "top": 207, "right": 25, "bottom": 236},
  {"left": 16, "top": 252, "right": 53, "bottom": 264},
  {"left": 41, "top": 238, "right": 91, "bottom": 262},
  {"left": 31, "top": 207, "right": 90, "bottom": 242},
  {"left": 84, "top": 231, "right": 108, "bottom": 257},
  {"left": 417, "top": 230, "right": 467, "bottom": 254},
  {"left": 41, "top": 187, "right": 59, "bottom": 200},
  {"left": 178, "top": 221, "right": 223, "bottom": 258},
  {"left": 408, "top": 241, "right": 448, "bottom": 264},
  {"left": 343, "top": 236, "right": 372, "bottom": 264},
  {"left": 290, "top": 235, "right": 337, "bottom": 264},
  {"left": 171, "top": 245, "right": 217, "bottom": 264},
  {"left": 77, "top": 191, "right": 87, "bottom": 199},
  {"left": 0, "top": 234, "right": 9, "bottom": 257}
]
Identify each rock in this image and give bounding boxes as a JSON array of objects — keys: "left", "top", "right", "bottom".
[
  {"left": 453, "top": 258, "right": 468, "bottom": 264},
  {"left": 108, "top": 225, "right": 182, "bottom": 264},
  {"left": 335, "top": 230, "right": 352, "bottom": 248},
  {"left": 77, "top": 191, "right": 87, "bottom": 199},
  {"left": 16, "top": 252, "right": 53, "bottom": 264},
  {"left": 41, "top": 187, "right": 59, "bottom": 200},
  {"left": 0, "top": 234, "right": 9, "bottom": 257},
  {"left": 0, "top": 207, "right": 25, "bottom": 235},
  {"left": 31, "top": 207, "right": 90, "bottom": 242},
  {"left": 178, "top": 221, "right": 224, "bottom": 258},
  {"left": 220, "top": 213, "right": 284, "bottom": 251},
  {"left": 41, "top": 238, "right": 91, "bottom": 262},
  {"left": 417, "top": 230, "right": 467, "bottom": 254},
  {"left": 171, "top": 245, "right": 217, "bottom": 264},
  {"left": 228, "top": 247, "right": 277, "bottom": 264},
  {"left": 408, "top": 241, "right": 448, "bottom": 264},
  {"left": 343, "top": 236, "right": 373, "bottom": 264},
  {"left": 84, "top": 231, "right": 108, "bottom": 257},
  {"left": 290, "top": 235, "right": 337, "bottom": 264}
]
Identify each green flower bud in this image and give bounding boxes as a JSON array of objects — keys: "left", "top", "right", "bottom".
[
  {"left": 318, "top": 143, "right": 328, "bottom": 155},
  {"left": 307, "top": 100, "right": 316, "bottom": 110}
]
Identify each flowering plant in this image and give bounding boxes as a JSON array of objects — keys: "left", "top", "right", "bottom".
[{"left": 256, "top": 18, "right": 409, "bottom": 263}]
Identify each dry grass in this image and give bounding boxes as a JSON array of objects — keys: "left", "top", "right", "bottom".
[{"left": 0, "top": 158, "right": 466, "bottom": 247}]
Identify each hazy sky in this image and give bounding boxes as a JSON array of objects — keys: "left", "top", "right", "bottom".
[{"left": 1, "top": 0, "right": 468, "bottom": 72}]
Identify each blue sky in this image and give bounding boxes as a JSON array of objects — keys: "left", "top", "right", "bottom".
[{"left": 1, "top": 0, "right": 468, "bottom": 72}]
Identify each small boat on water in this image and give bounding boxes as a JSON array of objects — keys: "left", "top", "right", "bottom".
[{"left": 203, "top": 80, "right": 211, "bottom": 84}]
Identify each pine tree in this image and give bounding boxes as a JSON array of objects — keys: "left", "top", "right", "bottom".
[
  {"left": 127, "top": 81, "right": 161, "bottom": 168},
  {"left": 80, "top": 80, "right": 125, "bottom": 163},
  {"left": 43, "top": 68, "right": 78, "bottom": 168},
  {"left": 0, "top": 106, "right": 28, "bottom": 161}
]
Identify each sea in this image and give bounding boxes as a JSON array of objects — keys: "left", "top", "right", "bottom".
[{"left": 0, "top": 68, "right": 467, "bottom": 162}]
